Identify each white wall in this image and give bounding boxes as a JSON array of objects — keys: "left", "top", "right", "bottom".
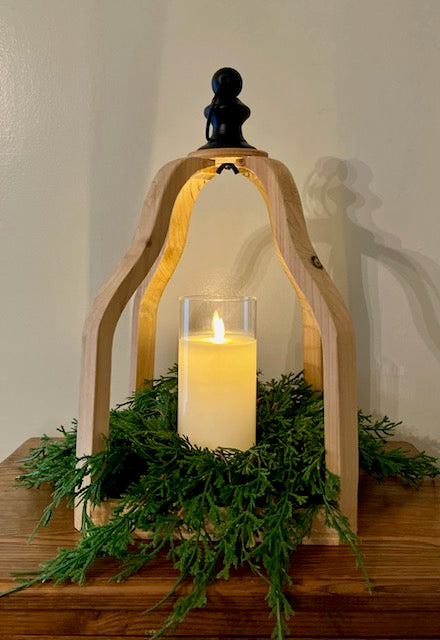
[{"left": 1, "top": 0, "right": 439, "bottom": 461}]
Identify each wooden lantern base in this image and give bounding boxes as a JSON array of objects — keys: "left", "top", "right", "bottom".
[
  {"left": 75, "top": 148, "right": 358, "bottom": 544},
  {"left": 89, "top": 500, "right": 340, "bottom": 546}
]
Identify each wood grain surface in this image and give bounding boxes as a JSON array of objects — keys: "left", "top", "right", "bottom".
[{"left": 0, "top": 438, "right": 439, "bottom": 638}]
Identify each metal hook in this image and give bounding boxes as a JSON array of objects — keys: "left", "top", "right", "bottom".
[{"left": 216, "top": 163, "right": 240, "bottom": 175}]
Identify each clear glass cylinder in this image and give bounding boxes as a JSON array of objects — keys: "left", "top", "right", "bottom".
[{"left": 178, "top": 296, "right": 257, "bottom": 450}]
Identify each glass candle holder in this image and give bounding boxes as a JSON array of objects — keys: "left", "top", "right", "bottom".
[{"left": 178, "top": 296, "right": 257, "bottom": 450}]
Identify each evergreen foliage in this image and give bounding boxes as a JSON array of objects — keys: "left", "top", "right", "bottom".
[{"left": 2, "top": 369, "right": 438, "bottom": 639}]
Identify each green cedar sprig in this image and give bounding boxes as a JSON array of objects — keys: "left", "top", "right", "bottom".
[{"left": 3, "top": 369, "right": 439, "bottom": 640}]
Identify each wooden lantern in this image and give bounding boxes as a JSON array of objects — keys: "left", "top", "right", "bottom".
[{"left": 75, "top": 69, "right": 358, "bottom": 544}]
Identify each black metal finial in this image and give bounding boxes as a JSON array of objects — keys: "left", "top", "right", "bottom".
[{"left": 198, "top": 68, "right": 255, "bottom": 150}]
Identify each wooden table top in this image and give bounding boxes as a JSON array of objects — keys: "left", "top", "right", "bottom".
[{"left": 0, "top": 438, "right": 439, "bottom": 639}]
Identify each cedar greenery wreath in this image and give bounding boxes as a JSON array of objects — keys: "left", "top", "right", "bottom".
[{"left": 2, "top": 368, "right": 439, "bottom": 639}]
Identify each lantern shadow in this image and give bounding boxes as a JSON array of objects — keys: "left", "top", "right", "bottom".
[
  {"left": 226, "top": 225, "right": 302, "bottom": 377},
  {"left": 304, "top": 157, "right": 440, "bottom": 414}
]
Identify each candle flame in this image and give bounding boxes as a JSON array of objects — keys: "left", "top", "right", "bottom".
[{"left": 212, "top": 310, "right": 225, "bottom": 343}]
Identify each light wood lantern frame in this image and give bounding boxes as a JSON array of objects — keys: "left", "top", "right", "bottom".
[{"left": 75, "top": 71, "right": 358, "bottom": 544}]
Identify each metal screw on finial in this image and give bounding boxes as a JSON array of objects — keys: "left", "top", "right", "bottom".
[{"left": 198, "top": 67, "right": 255, "bottom": 150}]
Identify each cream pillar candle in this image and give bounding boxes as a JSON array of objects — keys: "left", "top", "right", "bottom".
[{"left": 178, "top": 296, "right": 256, "bottom": 450}]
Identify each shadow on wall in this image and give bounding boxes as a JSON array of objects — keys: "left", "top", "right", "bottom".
[
  {"left": 227, "top": 225, "right": 302, "bottom": 375},
  {"left": 304, "top": 157, "right": 440, "bottom": 414}
]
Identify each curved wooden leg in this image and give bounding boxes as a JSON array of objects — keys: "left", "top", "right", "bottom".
[
  {"left": 130, "top": 166, "right": 218, "bottom": 391},
  {"left": 75, "top": 156, "right": 212, "bottom": 529},
  {"left": 243, "top": 157, "right": 358, "bottom": 538},
  {"left": 240, "top": 166, "right": 324, "bottom": 391}
]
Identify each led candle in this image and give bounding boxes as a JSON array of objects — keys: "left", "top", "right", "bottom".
[{"left": 178, "top": 296, "right": 256, "bottom": 450}]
